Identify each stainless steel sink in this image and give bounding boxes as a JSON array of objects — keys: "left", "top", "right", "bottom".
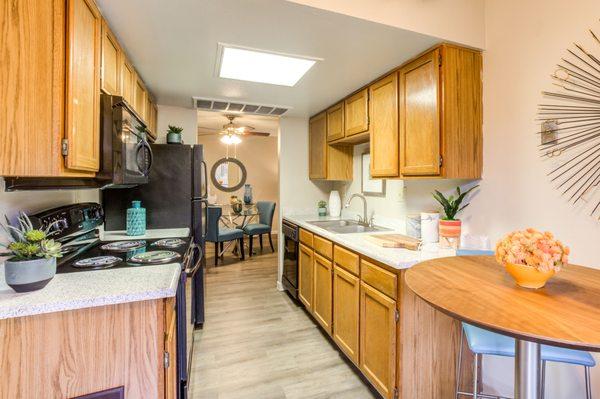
[{"left": 306, "top": 219, "right": 389, "bottom": 234}]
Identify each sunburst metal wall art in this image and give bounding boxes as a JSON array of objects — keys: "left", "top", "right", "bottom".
[{"left": 538, "top": 20, "right": 600, "bottom": 220}]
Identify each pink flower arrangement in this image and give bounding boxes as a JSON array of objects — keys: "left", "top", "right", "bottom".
[{"left": 495, "top": 228, "right": 570, "bottom": 272}]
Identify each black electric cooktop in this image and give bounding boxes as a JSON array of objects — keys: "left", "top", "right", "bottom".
[{"left": 57, "top": 236, "right": 192, "bottom": 274}]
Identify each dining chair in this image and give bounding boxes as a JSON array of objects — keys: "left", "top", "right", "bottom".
[
  {"left": 205, "top": 206, "right": 244, "bottom": 266},
  {"left": 455, "top": 249, "right": 595, "bottom": 399},
  {"left": 243, "top": 201, "right": 276, "bottom": 256}
]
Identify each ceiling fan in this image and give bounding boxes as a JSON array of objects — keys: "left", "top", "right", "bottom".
[{"left": 200, "top": 115, "right": 270, "bottom": 144}]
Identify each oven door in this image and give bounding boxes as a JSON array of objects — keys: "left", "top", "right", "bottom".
[
  {"left": 282, "top": 235, "right": 299, "bottom": 298},
  {"left": 183, "top": 244, "right": 202, "bottom": 395}
]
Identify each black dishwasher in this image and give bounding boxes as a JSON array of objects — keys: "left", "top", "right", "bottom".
[{"left": 282, "top": 220, "right": 299, "bottom": 300}]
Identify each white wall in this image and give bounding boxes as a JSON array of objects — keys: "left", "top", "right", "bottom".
[
  {"left": 470, "top": 1, "right": 600, "bottom": 397},
  {"left": 0, "top": 180, "right": 99, "bottom": 254},
  {"left": 156, "top": 105, "right": 198, "bottom": 145},
  {"left": 286, "top": 0, "right": 485, "bottom": 49},
  {"left": 277, "top": 116, "right": 332, "bottom": 285}
]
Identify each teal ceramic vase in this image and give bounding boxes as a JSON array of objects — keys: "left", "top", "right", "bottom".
[{"left": 127, "top": 200, "right": 146, "bottom": 236}]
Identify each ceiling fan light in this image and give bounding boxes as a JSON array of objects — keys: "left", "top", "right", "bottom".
[{"left": 220, "top": 134, "right": 241, "bottom": 145}]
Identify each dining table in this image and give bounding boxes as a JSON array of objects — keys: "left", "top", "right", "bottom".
[{"left": 404, "top": 255, "right": 600, "bottom": 399}]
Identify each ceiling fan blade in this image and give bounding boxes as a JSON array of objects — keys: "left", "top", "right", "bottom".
[
  {"left": 242, "top": 131, "right": 270, "bottom": 137},
  {"left": 198, "top": 126, "right": 221, "bottom": 131}
]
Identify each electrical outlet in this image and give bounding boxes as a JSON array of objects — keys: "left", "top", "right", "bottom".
[{"left": 541, "top": 120, "right": 558, "bottom": 145}]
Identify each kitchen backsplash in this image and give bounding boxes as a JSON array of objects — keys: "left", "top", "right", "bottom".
[{"left": 332, "top": 143, "right": 480, "bottom": 234}]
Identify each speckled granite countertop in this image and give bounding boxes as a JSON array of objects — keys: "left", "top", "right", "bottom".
[
  {"left": 0, "top": 263, "right": 180, "bottom": 320},
  {"left": 283, "top": 214, "right": 455, "bottom": 269},
  {"left": 0, "top": 226, "right": 188, "bottom": 320}
]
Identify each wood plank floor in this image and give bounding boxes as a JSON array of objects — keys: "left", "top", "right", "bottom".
[{"left": 189, "top": 246, "right": 379, "bottom": 399}]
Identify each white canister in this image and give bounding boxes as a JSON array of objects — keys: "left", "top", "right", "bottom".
[
  {"left": 421, "top": 212, "right": 440, "bottom": 243},
  {"left": 406, "top": 214, "right": 421, "bottom": 239},
  {"left": 329, "top": 190, "right": 342, "bottom": 217}
]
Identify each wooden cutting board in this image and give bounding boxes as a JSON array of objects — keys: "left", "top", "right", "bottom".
[{"left": 366, "top": 234, "right": 421, "bottom": 250}]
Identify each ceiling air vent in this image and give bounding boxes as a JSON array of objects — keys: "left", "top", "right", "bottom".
[{"left": 192, "top": 96, "right": 290, "bottom": 116}]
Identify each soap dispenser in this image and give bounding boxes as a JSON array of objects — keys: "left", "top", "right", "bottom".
[{"left": 126, "top": 200, "right": 146, "bottom": 236}]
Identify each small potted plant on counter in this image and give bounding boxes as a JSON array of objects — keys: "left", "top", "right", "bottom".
[
  {"left": 495, "top": 228, "right": 569, "bottom": 289},
  {"left": 317, "top": 200, "right": 327, "bottom": 217},
  {"left": 166, "top": 125, "right": 184, "bottom": 144},
  {"left": 0, "top": 213, "right": 62, "bottom": 292},
  {"left": 432, "top": 185, "right": 478, "bottom": 249}
]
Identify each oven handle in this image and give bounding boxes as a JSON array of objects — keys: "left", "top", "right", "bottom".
[{"left": 185, "top": 245, "right": 203, "bottom": 276}]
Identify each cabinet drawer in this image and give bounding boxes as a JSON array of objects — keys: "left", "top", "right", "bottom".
[
  {"left": 334, "top": 245, "right": 359, "bottom": 276},
  {"left": 361, "top": 259, "right": 397, "bottom": 300},
  {"left": 299, "top": 229, "right": 314, "bottom": 247},
  {"left": 313, "top": 235, "right": 333, "bottom": 259}
]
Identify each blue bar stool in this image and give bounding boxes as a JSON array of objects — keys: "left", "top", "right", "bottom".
[{"left": 455, "top": 249, "right": 595, "bottom": 399}]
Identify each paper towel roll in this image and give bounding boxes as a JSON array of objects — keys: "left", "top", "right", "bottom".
[{"left": 421, "top": 212, "right": 440, "bottom": 244}]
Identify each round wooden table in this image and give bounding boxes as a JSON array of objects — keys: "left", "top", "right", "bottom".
[{"left": 405, "top": 255, "right": 600, "bottom": 399}]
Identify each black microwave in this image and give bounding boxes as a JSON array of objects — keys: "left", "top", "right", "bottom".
[{"left": 96, "top": 94, "right": 153, "bottom": 187}]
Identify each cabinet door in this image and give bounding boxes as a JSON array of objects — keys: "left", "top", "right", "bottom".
[
  {"left": 369, "top": 73, "right": 399, "bottom": 177},
  {"left": 100, "top": 21, "right": 121, "bottom": 95},
  {"left": 313, "top": 253, "right": 333, "bottom": 334},
  {"left": 65, "top": 0, "right": 101, "bottom": 172},
  {"left": 333, "top": 266, "right": 360, "bottom": 364},
  {"left": 344, "top": 88, "right": 369, "bottom": 136},
  {"left": 164, "top": 299, "right": 177, "bottom": 399},
  {"left": 121, "top": 60, "right": 135, "bottom": 105},
  {"left": 309, "top": 112, "right": 327, "bottom": 179},
  {"left": 299, "top": 243, "right": 314, "bottom": 310},
  {"left": 399, "top": 49, "right": 441, "bottom": 176},
  {"left": 326, "top": 102, "right": 345, "bottom": 142},
  {"left": 360, "top": 282, "right": 397, "bottom": 399},
  {"left": 134, "top": 76, "right": 147, "bottom": 120}
]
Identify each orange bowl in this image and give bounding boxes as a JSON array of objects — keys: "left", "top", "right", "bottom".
[{"left": 504, "top": 262, "right": 555, "bottom": 289}]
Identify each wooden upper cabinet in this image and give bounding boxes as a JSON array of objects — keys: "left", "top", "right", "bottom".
[
  {"left": 100, "top": 20, "right": 121, "bottom": 95},
  {"left": 309, "top": 113, "right": 353, "bottom": 181},
  {"left": 326, "top": 102, "right": 345, "bottom": 142},
  {"left": 369, "top": 72, "right": 399, "bottom": 178},
  {"left": 65, "top": 0, "right": 102, "bottom": 172},
  {"left": 309, "top": 113, "right": 327, "bottom": 179},
  {"left": 313, "top": 253, "right": 333, "bottom": 334},
  {"left": 399, "top": 49, "right": 440, "bottom": 176},
  {"left": 344, "top": 88, "right": 369, "bottom": 137},
  {"left": 299, "top": 243, "right": 314, "bottom": 311},
  {"left": 360, "top": 281, "right": 397, "bottom": 399},
  {"left": 0, "top": 0, "right": 65, "bottom": 176},
  {"left": 399, "top": 44, "right": 482, "bottom": 178},
  {"left": 333, "top": 265, "right": 360, "bottom": 365},
  {"left": 121, "top": 59, "right": 135, "bottom": 105},
  {"left": 134, "top": 75, "right": 148, "bottom": 120}
]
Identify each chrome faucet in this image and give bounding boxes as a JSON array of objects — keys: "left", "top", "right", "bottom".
[{"left": 344, "top": 193, "right": 372, "bottom": 226}]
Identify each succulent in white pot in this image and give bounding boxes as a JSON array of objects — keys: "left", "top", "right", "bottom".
[{"left": 1, "top": 213, "right": 62, "bottom": 292}]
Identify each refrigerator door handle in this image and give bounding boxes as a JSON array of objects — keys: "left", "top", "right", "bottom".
[{"left": 201, "top": 161, "right": 208, "bottom": 198}]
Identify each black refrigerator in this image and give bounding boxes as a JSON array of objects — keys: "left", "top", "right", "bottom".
[{"left": 102, "top": 144, "right": 208, "bottom": 326}]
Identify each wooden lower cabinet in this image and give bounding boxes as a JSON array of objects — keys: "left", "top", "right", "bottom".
[
  {"left": 299, "top": 243, "right": 314, "bottom": 310},
  {"left": 332, "top": 266, "right": 360, "bottom": 364},
  {"left": 313, "top": 253, "right": 333, "bottom": 334},
  {"left": 360, "top": 281, "right": 397, "bottom": 399},
  {"left": 0, "top": 299, "right": 174, "bottom": 398},
  {"left": 292, "top": 236, "right": 472, "bottom": 399},
  {"left": 164, "top": 298, "right": 177, "bottom": 399}
]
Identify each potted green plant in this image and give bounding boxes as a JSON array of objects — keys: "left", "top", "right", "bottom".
[
  {"left": 166, "top": 125, "right": 183, "bottom": 144},
  {"left": 317, "top": 200, "right": 327, "bottom": 217},
  {"left": 432, "top": 185, "right": 478, "bottom": 249},
  {"left": 0, "top": 213, "right": 62, "bottom": 292}
]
